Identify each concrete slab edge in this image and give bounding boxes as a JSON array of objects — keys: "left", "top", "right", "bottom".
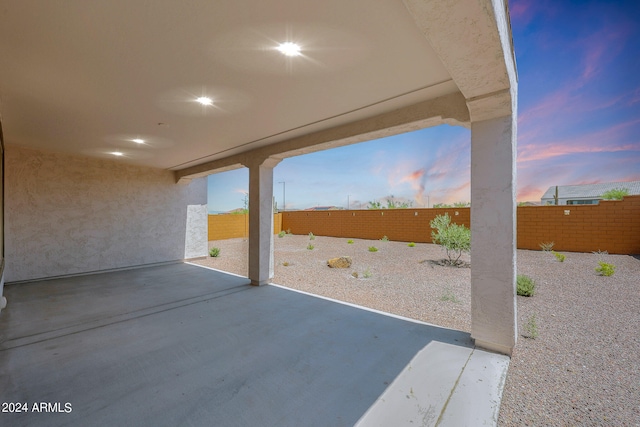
[{"left": 437, "top": 347, "right": 511, "bottom": 426}]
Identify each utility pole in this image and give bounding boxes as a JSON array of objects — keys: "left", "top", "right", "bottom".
[
  {"left": 347, "top": 195, "right": 350, "bottom": 210},
  {"left": 278, "top": 181, "right": 286, "bottom": 212}
]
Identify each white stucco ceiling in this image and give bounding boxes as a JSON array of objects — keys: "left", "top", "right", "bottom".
[{"left": 0, "top": 1, "right": 512, "bottom": 171}]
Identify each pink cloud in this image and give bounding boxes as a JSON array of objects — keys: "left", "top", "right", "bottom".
[
  {"left": 398, "top": 169, "right": 428, "bottom": 205},
  {"left": 509, "top": 0, "right": 533, "bottom": 23},
  {"left": 577, "top": 30, "right": 626, "bottom": 85},
  {"left": 518, "top": 87, "right": 572, "bottom": 126},
  {"left": 509, "top": 0, "right": 559, "bottom": 27},
  {"left": 518, "top": 21, "right": 632, "bottom": 132},
  {"left": 517, "top": 184, "right": 544, "bottom": 202},
  {"left": 518, "top": 118, "right": 640, "bottom": 163}
]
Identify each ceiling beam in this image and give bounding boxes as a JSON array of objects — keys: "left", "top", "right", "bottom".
[{"left": 175, "top": 91, "right": 469, "bottom": 183}]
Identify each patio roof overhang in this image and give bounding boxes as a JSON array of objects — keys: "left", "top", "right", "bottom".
[
  {"left": 0, "top": 0, "right": 514, "bottom": 174},
  {"left": 0, "top": 1, "right": 518, "bottom": 356}
]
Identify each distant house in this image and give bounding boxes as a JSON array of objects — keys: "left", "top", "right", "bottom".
[
  {"left": 541, "top": 181, "right": 640, "bottom": 205},
  {"left": 304, "top": 206, "right": 344, "bottom": 211}
]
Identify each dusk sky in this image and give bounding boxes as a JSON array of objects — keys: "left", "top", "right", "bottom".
[{"left": 208, "top": 0, "right": 640, "bottom": 212}]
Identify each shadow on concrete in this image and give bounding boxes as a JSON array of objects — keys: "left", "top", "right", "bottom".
[{"left": 0, "top": 263, "right": 502, "bottom": 427}]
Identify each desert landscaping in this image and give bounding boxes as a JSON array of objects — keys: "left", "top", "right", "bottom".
[{"left": 193, "top": 235, "right": 640, "bottom": 426}]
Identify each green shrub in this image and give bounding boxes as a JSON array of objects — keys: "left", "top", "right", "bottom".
[
  {"left": 552, "top": 251, "right": 566, "bottom": 262},
  {"left": 308, "top": 232, "right": 315, "bottom": 240},
  {"left": 407, "top": 242, "right": 416, "bottom": 247},
  {"left": 278, "top": 231, "right": 286, "bottom": 238},
  {"left": 347, "top": 239, "right": 354, "bottom": 244},
  {"left": 516, "top": 274, "right": 536, "bottom": 297},
  {"left": 601, "top": 188, "right": 629, "bottom": 200},
  {"left": 440, "top": 287, "right": 460, "bottom": 303},
  {"left": 595, "top": 261, "right": 615, "bottom": 276},
  {"left": 380, "top": 235, "right": 389, "bottom": 242},
  {"left": 539, "top": 241, "right": 554, "bottom": 252},
  {"left": 363, "top": 268, "right": 373, "bottom": 278},
  {"left": 523, "top": 314, "right": 539, "bottom": 339},
  {"left": 307, "top": 244, "right": 314, "bottom": 250},
  {"left": 209, "top": 247, "right": 221, "bottom": 257},
  {"left": 430, "top": 213, "right": 470, "bottom": 266},
  {"left": 368, "top": 246, "right": 378, "bottom": 252}
]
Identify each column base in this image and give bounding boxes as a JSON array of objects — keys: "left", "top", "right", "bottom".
[
  {"left": 474, "top": 338, "right": 513, "bottom": 356},
  {"left": 250, "top": 279, "right": 270, "bottom": 287}
]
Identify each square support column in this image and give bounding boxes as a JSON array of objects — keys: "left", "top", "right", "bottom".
[
  {"left": 246, "top": 157, "right": 281, "bottom": 286},
  {"left": 470, "top": 113, "right": 517, "bottom": 355}
]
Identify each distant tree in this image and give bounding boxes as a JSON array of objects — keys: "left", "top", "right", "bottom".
[
  {"left": 433, "top": 203, "right": 453, "bottom": 208},
  {"left": 601, "top": 188, "right": 629, "bottom": 200},
  {"left": 368, "top": 196, "right": 414, "bottom": 209},
  {"left": 385, "top": 195, "right": 413, "bottom": 209},
  {"left": 230, "top": 193, "right": 249, "bottom": 214},
  {"left": 453, "top": 201, "right": 470, "bottom": 207}
]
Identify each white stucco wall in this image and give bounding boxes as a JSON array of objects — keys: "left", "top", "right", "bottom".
[{"left": 5, "top": 145, "right": 207, "bottom": 282}]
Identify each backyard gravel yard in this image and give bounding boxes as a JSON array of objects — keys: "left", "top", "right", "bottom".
[{"left": 192, "top": 235, "right": 640, "bottom": 426}]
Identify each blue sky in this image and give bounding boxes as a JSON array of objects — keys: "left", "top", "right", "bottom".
[{"left": 208, "top": 0, "right": 640, "bottom": 212}]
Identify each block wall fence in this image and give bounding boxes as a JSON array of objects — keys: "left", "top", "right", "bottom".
[
  {"left": 207, "top": 196, "right": 640, "bottom": 254},
  {"left": 208, "top": 213, "right": 282, "bottom": 241}
]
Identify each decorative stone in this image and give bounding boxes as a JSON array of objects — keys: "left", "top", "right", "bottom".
[{"left": 327, "top": 256, "right": 352, "bottom": 268}]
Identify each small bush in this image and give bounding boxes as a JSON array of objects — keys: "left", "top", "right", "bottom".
[
  {"left": 351, "top": 272, "right": 359, "bottom": 278},
  {"left": 286, "top": 229, "right": 292, "bottom": 235},
  {"left": 309, "top": 232, "right": 315, "bottom": 240},
  {"left": 209, "top": 247, "right": 221, "bottom": 257},
  {"left": 517, "top": 274, "right": 536, "bottom": 297},
  {"left": 601, "top": 188, "right": 629, "bottom": 200},
  {"left": 282, "top": 261, "right": 290, "bottom": 267},
  {"left": 407, "top": 242, "right": 416, "bottom": 247},
  {"left": 347, "top": 239, "right": 354, "bottom": 244},
  {"left": 278, "top": 231, "right": 286, "bottom": 238},
  {"left": 368, "top": 246, "right": 378, "bottom": 252},
  {"left": 552, "top": 251, "right": 566, "bottom": 262},
  {"left": 363, "top": 268, "right": 372, "bottom": 278},
  {"left": 430, "top": 214, "right": 471, "bottom": 266},
  {"left": 440, "top": 287, "right": 460, "bottom": 303},
  {"left": 523, "top": 314, "right": 539, "bottom": 339},
  {"left": 539, "top": 241, "right": 554, "bottom": 252},
  {"left": 595, "top": 261, "right": 615, "bottom": 276},
  {"left": 380, "top": 236, "right": 389, "bottom": 242},
  {"left": 307, "top": 244, "right": 314, "bottom": 250}
]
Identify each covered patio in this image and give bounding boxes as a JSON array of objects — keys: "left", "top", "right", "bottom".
[
  {"left": 1, "top": 0, "right": 518, "bottom": 425},
  {"left": 1, "top": 263, "right": 508, "bottom": 426}
]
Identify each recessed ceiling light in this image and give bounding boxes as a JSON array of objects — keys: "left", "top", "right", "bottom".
[
  {"left": 196, "top": 96, "right": 213, "bottom": 106},
  {"left": 277, "top": 42, "right": 302, "bottom": 57},
  {"left": 132, "top": 138, "right": 145, "bottom": 144},
  {"left": 111, "top": 152, "right": 124, "bottom": 156}
]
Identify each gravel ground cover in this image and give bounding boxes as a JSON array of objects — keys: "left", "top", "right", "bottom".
[{"left": 193, "top": 235, "right": 640, "bottom": 426}]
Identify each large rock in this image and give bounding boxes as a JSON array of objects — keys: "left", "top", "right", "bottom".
[{"left": 327, "top": 256, "right": 352, "bottom": 268}]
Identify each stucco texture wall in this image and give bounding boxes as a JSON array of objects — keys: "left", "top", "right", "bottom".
[{"left": 5, "top": 145, "right": 207, "bottom": 282}]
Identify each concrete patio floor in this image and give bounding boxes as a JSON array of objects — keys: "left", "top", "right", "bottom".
[{"left": 0, "top": 263, "right": 509, "bottom": 426}]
